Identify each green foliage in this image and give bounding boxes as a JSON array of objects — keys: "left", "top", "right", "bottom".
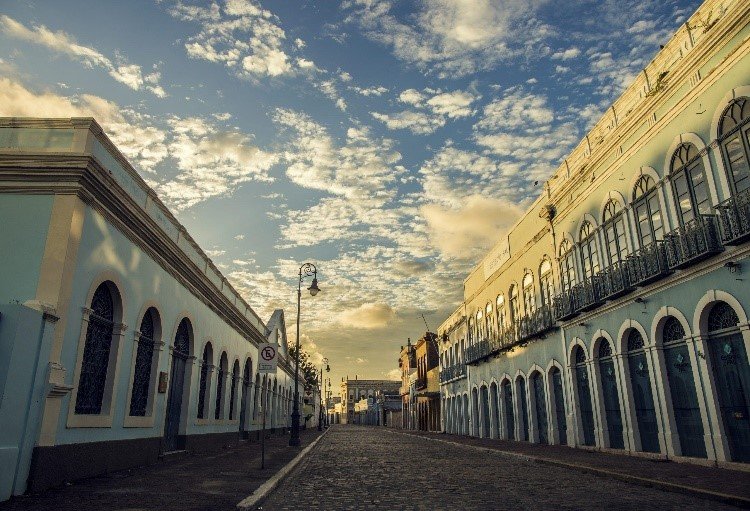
[{"left": 289, "top": 345, "right": 319, "bottom": 389}]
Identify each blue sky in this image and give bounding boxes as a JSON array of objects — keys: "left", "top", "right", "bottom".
[{"left": 1, "top": 0, "right": 700, "bottom": 387}]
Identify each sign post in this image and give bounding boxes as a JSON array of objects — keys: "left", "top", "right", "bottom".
[{"left": 257, "top": 343, "right": 277, "bottom": 470}]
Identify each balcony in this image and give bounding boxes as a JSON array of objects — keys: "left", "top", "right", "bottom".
[
  {"left": 598, "top": 260, "right": 634, "bottom": 301},
  {"left": 465, "top": 339, "right": 493, "bottom": 365},
  {"left": 553, "top": 289, "right": 578, "bottom": 321},
  {"left": 628, "top": 240, "right": 671, "bottom": 287},
  {"left": 439, "top": 363, "right": 466, "bottom": 383},
  {"left": 414, "top": 376, "right": 427, "bottom": 391},
  {"left": 517, "top": 304, "right": 556, "bottom": 342},
  {"left": 665, "top": 214, "right": 723, "bottom": 270},
  {"left": 716, "top": 189, "right": 750, "bottom": 245},
  {"left": 571, "top": 277, "right": 603, "bottom": 312}
]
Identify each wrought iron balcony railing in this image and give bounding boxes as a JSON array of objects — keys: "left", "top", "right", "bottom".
[
  {"left": 665, "top": 214, "right": 723, "bottom": 270},
  {"left": 598, "top": 260, "right": 634, "bottom": 301},
  {"left": 571, "top": 277, "right": 603, "bottom": 312},
  {"left": 465, "top": 339, "right": 492, "bottom": 365},
  {"left": 414, "top": 376, "right": 427, "bottom": 390},
  {"left": 628, "top": 240, "right": 671, "bottom": 287},
  {"left": 553, "top": 289, "right": 578, "bottom": 321},
  {"left": 517, "top": 304, "right": 556, "bottom": 342},
  {"left": 716, "top": 189, "right": 750, "bottom": 246},
  {"left": 439, "top": 363, "right": 467, "bottom": 383}
]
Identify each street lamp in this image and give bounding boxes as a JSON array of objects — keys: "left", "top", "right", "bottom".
[
  {"left": 318, "top": 357, "right": 330, "bottom": 431},
  {"left": 290, "top": 262, "right": 320, "bottom": 447}
]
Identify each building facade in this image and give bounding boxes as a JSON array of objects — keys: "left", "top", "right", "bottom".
[
  {"left": 338, "top": 378, "right": 400, "bottom": 424},
  {"left": 438, "top": 0, "right": 750, "bottom": 467},
  {"left": 414, "top": 333, "right": 441, "bottom": 431},
  {"left": 0, "top": 118, "right": 303, "bottom": 500},
  {"left": 399, "top": 340, "right": 417, "bottom": 429}
]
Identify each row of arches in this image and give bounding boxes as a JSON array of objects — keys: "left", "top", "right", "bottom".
[
  {"left": 444, "top": 295, "right": 750, "bottom": 464},
  {"left": 460, "top": 92, "right": 750, "bottom": 356},
  {"left": 70, "top": 279, "right": 296, "bottom": 449}
]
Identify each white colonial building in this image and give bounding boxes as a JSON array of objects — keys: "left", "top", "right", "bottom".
[
  {"left": 438, "top": 0, "right": 750, "bottom": 468},
  {"left": 0, "top": 118, "right": 307, "bottom": 500}
]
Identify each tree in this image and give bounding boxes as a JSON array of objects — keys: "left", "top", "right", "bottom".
[{"left": 288, "top": 345, "right": 319, "bottom": 389}]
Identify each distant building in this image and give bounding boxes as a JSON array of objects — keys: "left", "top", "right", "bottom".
[
  {"left": 414, "top": 332, "right": 441, "bottom": 431},
  {"left": 399, "top": 339, "right": 417, "bottom": 429},
  {"left": 437, "top": 0, "right": 750, "bottom": 466},
  {"left": 339, "top": 377, "right": 400, "bottom": 424}
]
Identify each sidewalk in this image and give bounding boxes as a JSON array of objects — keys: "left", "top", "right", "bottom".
[
  {"left": 0, "top": 429, "right": 323, "bottom": 511},
  {"left": 394, "top": 429, "right": 750, "bottom": 507}
]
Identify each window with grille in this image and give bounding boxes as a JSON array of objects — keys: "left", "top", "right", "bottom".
[
  {"left": 579, "top": 222, "right": 600, "bottom": 279},
  {"left": 559, "top": 239, "right": 577, "bottom": 291},
  {"left": 670, "top": 143, "right": 711, "bottom": 225},
  {"left": 129, "top": 308, "right": 158, "bottom": 417},
  {"left": 719, "top": 97, "right": 750, "bottom": 195},
  {"left": 633, "top": 175, "right": 664, "bottom": 247},
  {"left": 602, "top": 200, "right": 628, "bottom": 264}
]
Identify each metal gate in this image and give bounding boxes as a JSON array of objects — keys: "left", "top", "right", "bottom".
[
  {"left": 575, "top": 363, "right": 596, "bottom": 446},
  {"left": 627, "top": 330, "right": 659, "bottom": 453},
  {"left": 518, "top": 378, "right": 529, "bottom": 441},
  {"left": 532, "top": 373, "right": 548, "bottom": 444},
  {"left": 665, "top": 342, "right": 707, "bottom": 457},
  {"left": 599, "top": 358, "right": 624, "bottom": 449},
  {"left": 163, "top": 352, "right": 186, "bottom": 452},
  {"left": 503, "top": 382, "right": 515, "bottom": 440},
  {"left": 552, "top": 368, "right": 567, "bottom": 445}
]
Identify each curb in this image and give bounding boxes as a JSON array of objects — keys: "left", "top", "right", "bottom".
[
  {"left": 236, "top": 427, "right": 330, "bottom": 511},
  {"left": 387, "top": 429, "right": 750, "bottom": 509}
]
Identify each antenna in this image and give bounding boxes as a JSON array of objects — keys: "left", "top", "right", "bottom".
[{"left": 420, "top": 313, "right": 430, "bottom": 332}]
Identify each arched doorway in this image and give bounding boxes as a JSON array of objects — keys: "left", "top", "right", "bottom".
[
  {"left": 517, "top": 376, "right": 529, "bottom": 441},
  {"left": 490, "top": 382, "right": 500, "bottom": 438},
  {"left": 706, "top": 302, "right": 750, "bottom": 462},
  {"left": 574, "top": 346, "right": 595, "bottom": 446},
  {"left": 531, "top": 372, "right": 548, "bottom": 444},
  {"left": 598, "top": 338, "right": 624, "bottom": 449},
  {"left": 240, "top": 359, "right": 252, "bottom": 435},
  {"left": 550, "top": 366, "right": 567, "bottom": 445},
  {"left": 502, "top": 380, "right": 515, "bottom": 440},
  {"left": 164, "top": 318, "right": 191, "bottom": 452},
  {"left": 471, "top": 387, "right": 480, "bottom": 437},
  {"left": 480, "top": 385, "right": 491, "bottom": 438},
  {"left": 626, "top": 330, "right": 659, "bottom": 452},
  {"left": 662, "top": 316, "right": 706, "bottom": 458}
]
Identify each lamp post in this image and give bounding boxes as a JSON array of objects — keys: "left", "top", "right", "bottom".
[
  {"left": 318, "top": 358, "right": 329, "bottom": 431},
  {"left": 290, "top": 263, "right": 320, "bottom": 447}
]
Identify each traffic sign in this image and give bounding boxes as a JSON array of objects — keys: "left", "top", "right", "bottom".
[{"left": 258, "top": 343, "right": 278, "bottom": 373}]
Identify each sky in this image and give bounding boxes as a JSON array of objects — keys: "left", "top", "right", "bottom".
[{"left": 0, "top": 0, "right": 701, "bottom": 393}]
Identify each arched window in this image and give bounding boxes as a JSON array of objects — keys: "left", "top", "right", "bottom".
[
  {"left": 509, "top": 284, "right": 520, "bottom": 323},
  {"left": 197, "top": 342, "right": 212, "bottom": 419},
  {"left": 598, "top": 338, "right": 624, "bottom": 449},
  {"left": 215, "top": 352, "right": 228, "bottom": 419},
  {"left": 633, "top": 175, "right": 664, "bottom": 248},
  {"left": 475, "top": 310, "right": 483, "bottom": 341},
  {"left": 75, "top": 282, "right": 117, "bottom": 415},
  {"left": 467, "top": 318, "right": 474, "bottom": 344},
  {"left": 485, "top": 302, "right": 493, "bottom": 339},
  {"left": 539, "top": 259, "right": 554, "bottom": 308},
  {"left": 559, "top": 240, "right": 576, "bottom": 292},
  {"left": 718, "top": 97, "right": 750, "bottom": 195},
  {"left": 496, "top": 295, "right": 506, "bottom": 332},
  {"left": 129, "top": 307, "right": 159, "bottom": 417},
  {"left": 670, "top": 143, "right": 711, "bottom": 225},
  {"left": 602, "top": 200, "right": 628, "bottom": 265},
  {"left": 229, "top": 360, "right": 240, "bottom": 420},
  {"left": 522, "top": 272, "right": 535, "bottom": 315},
  {"left": 579, "top": 222, "right": 600, "bottom": 280}
]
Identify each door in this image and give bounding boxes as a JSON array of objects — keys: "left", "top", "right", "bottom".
[
  {"left": 552, "top": 369, "right": 567, "bottom": 445},
  {"left": 503, "top": 382, "right": 515, "bottom": 440},
  {"left": 628, "top": 352, "right": 660, "bottom": 452},
  {"left": 665, "top": 343, "right": 707, "bottom": 458},
  {"left": 532, "top": 374, "right": 548, "bottom": 444},
  {"left": 239, "top": 379, "right": 249, "bottom": 434},
  {"left": 518, "top": 379, "right": 529, "bottom": 441},
  {"left": 163, "top": 353, "right": 186, "bottom": 452},
  {"left": 708, "top": 332, "right": 750, "bottom": 462},
  {"left": 576, "top": 364, "right": 595, "bottom": 446},
  {"left": 600, "top": 359, "right": 624, "bottom": 449}
]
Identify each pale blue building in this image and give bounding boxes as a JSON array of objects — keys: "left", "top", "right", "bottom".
[{"left": 0, "top": 118, "right": 304, "bottom": 500}]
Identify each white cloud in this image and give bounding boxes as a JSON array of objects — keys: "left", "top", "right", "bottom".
[
  {"left": 336, "top": 303, "right": 395, "bottom": 329},
  {"left": 551, "top": 47, "right": 580, "bottom": 60},
  {"left": 349, "top": 85, "right": 389, "bottom": 96},
  {"left": 0, "top": 15, "right": 166, "bottom": 96},
  {"left": 343, "top": 0, "right": 551, "bottom": 77},
  {"left": 372, "top": 87, "right": 479, "bottom": 135}
]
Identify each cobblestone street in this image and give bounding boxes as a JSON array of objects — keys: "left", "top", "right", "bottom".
[{"left": 261, "top": 426, "right": 740, "bottom": 511}]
